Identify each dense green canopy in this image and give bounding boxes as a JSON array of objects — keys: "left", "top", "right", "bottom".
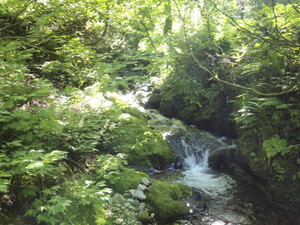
[{"left": 0, "top": 0, "right": 299, "bottom": 224}]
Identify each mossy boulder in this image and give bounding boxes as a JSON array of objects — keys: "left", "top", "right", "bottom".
[
  {"left": 146, "top": 180, "right": 191, "bottom": 223},
  {"left": 236, "top": 130, "right": 300, "bottom": 220},
  {"left": 137, "top": 210, "right": 152, "bottom": 223},
  {"left": 108, "top": 168, "right": 150, "bottom": 194},
  {"left": 100, "top": 107, "right": 176, "bottom": 169}
]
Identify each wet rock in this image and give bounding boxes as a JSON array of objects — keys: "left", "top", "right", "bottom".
[
  {"left": 208, "top": 148, "right": 235, "bottom": 171},
  {"left": 141, "top": 177, "right": 151, "bottom": 187},
  {"left": 138, "top": 202, "right": 146, "bottom": 211},
  {"left": 137, "top": 184, "right": 148, "bottom": 192},
  {"left": 192, "top": 191, "right": 202, "bottom": 201},
  {"left": 146, "top": 93, "right": 162, "bottom": 109},
  {"left": 148, "top": 167, "right": 163, "bottom": 174},
  {"left": 129, "top": 189, "right": 146, "bottom": 201}
]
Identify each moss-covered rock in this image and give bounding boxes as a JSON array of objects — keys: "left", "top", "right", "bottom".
[
  {"left": 236, "top": 130, "right": 300, "bottom": 220},
  {"left": 146, "top": 180, "right": 191, "bottom": 223},
  {"left": 108, "top": 168, "right": 150, "bottom": 194},
  {"left": 100, "top": 107, "right": 176, "bottom": 169},
  {"left": 137, "top": 210, "right": 152, "bottom": 223},
  {"left": 208, "top": 148, "right": 236, "bottom": 171}
]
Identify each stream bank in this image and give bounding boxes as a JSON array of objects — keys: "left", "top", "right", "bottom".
[
  {"left": 145, "top": 110, "right": 298, "bottom": 225},
  {"left": 120, "top": 84, "right": 298, "bottom": 225},
  {"left": 138, "top": 82, "right": 300, "bottom": 225}
]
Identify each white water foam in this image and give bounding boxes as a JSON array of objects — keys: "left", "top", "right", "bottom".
[{"left": 177, "top": 139, "right": 235, "bottom": 198}]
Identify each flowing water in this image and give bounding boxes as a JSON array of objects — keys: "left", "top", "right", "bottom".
[
  {"left": 124, "top": 87, "right": 294, "bottom": 225},
  {"left": 147, "top": 111, "right": 255, "bottom": 225}
]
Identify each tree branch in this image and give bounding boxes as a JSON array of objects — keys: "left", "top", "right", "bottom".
[
  {"left": 286, "top": 0, "right": 300, "bottom": 14},
  {"left": 206, "top": 0, "right": 300, "bottom": 49},
  {"left": 0, "top": 0, "right": 36, "bottom": 33},
  {"left": 13, "top": 0, "right": 36, "bottom": 21},
  {"left": 271, "top": 0, "right": 296, "bottom": 47},
  {"left": 172, "top": 0, "right": 299, "bottom": 97},
  {"left": 133, "top": 10, "right": 157, "bottom": 51}
]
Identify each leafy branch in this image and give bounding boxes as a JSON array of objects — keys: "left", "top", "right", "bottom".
[
  {"left": 286, "top": 0, "right": 300, "bottom": 14},
  {"left": 173, "top": 0, "right": 299, "bottom": 97},
  {"left": 0, "top": 0, "right": 36, "bottom": 33},
  {"left": 133, "top": 10, "right": 157, "bottom": 51},
  {"left": 211, "top": 0, "right": 300, "bottom": 49},
  {"left": 271, "top": 0, "right": 297, "bottom": 47}
]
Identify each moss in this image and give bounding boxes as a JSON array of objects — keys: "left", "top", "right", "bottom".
[
  {"left": 146, "top": 180, "right": 191, "bottom": 223},
  {"left": 137, "top": 210, "right": 152, "bottom": 223},
  {"left": 108, "top": 168, "right": 150, "bottom": 194},
  {"left": 126, "top": 128, "right": 176, "bottom": 168},
  {"left": 101, "top": 107, "right": 176, "bottom": 168}
]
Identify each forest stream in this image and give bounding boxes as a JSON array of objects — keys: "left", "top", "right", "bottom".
[
  {"left": 1, "top": 1, "right": 299, "bottom": 224},
  {"left": 125, "top": 89, "right": 295, "bottom": 225}
]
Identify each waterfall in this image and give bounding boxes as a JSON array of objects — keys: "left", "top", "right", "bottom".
[
  {"left": 121, "top": 87, "right": 286, "bottom": 225},
  {"left": 124, "top": 90, "right": 236, "bottom": 198},
  {"left": 146, "top": 109, "right": 250, "bottom": 224},
  {"left": 180, "top": 142, "right": 232, "bottom": 197},
  {"left": 151, "top": 115, "right": 236, "bottom": 198}
]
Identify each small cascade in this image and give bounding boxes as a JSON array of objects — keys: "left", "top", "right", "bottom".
[
  {"left": 146, "top": 113, "right": 251, "bottom": 224},
  {"left": 146, "top": 110, "right": 236, "bottom": 197},
  {"left": 122, "top": 88, "right": 285, "bottom": 225},
  {"left": 180, "top": 147, "right": 233, "bottom": 197}
]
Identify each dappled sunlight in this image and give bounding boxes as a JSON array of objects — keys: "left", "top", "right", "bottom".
[
  {"left": 1, "top": 0, "right": 299, "bottom": 224},
  {"left": 118, "top": 113, "right": 132, "bottom": 120},
  {"left": 56, "top": 84, "right": 144, "bottom": 113},
  {"left": 83, "top": 92, "right": 112, "bottom": 110}
]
